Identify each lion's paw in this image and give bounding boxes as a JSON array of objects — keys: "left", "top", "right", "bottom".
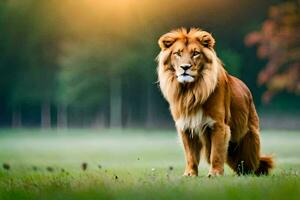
[
  {"left": 183, "top": 170, "right": 198, "bottom": 177},
  {"left": 207, "top": 169, "right": 223, "bottom": 178}
]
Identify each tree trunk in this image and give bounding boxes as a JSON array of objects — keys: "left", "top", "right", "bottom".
[
  {"left": 109, "top": 77, "right": 122, "bottom": 128},
  {"left": 57, "top": 104, "right": 67, "bottom": 129},
  {"left": 146, "top": 83, "right": 155, "bottom": 128},
  {"left": 93, "top": 109, "right": 105, "bottom": 128},
  {"left": 41, "top": 101, "right": 51, "bottom": 129},
  {"left": 12, "top": 108, "right": 22, "bottom": 128}
]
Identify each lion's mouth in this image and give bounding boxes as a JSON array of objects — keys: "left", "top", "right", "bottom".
[
  {"left": 182, "top": 72, "right": 193, "bottom": 77},
  {"left": 177, "top": 73, "right": 195, "bottom": 83}
]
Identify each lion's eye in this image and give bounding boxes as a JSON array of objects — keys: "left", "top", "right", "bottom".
[
  {"left": 173, "top": 51, "right": 181, "bottom": 57},
  {"left": 193, "top": 51, "right": 200, "bottom": 57}
]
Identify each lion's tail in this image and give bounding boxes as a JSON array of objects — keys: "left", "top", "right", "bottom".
[{"left": 255, "top": 155, "right": 274, "bottom": 176}]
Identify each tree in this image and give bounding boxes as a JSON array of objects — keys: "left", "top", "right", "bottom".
[
  {"left": 57, "top": 42, "right": 110, "bottom": 127},
  {"left": 0, "top": 0, "right": 62, "bottom": 128},
  {"left": 245, "top": 0, "right": 300, "bottom": 103}
]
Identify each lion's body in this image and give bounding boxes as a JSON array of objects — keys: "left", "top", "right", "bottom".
[{"left": 157, "top": 28, "right": 273, "bottom": 176}]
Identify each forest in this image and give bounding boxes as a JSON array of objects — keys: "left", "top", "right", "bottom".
[{"left": 0, "top": 0, "right": 299, "bottom": 128}]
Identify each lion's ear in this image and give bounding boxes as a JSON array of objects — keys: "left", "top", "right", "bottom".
[
  {"left": 158, "top": 33, "right": 177, "bottom": 50},
  {"left": 195, "top": 31, "right": 215, "bottom": 49}
]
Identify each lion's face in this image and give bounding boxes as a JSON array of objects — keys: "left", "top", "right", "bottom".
[
  {"left": 170, "top": 41, "right": 204, "bottom": 83},
  {"left": 158, "top": 28, "right": 216, "bottom": 84}
]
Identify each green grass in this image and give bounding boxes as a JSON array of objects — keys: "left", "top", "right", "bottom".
[{"left": 0, "top": 129, "right": 299, "bottom": 200}]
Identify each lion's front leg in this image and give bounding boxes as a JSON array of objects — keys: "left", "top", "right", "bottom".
[
  {"left": 208, "top": 123, "right": 230, "bottom": 177},
  {"left": 179, "top": 129, "right": 202, "bottom": 177}
]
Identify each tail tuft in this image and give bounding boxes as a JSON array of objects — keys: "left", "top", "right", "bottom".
[{"left": 255, "top": 155, "right": 274, "bottom": 176}]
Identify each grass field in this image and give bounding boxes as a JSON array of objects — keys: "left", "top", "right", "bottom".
[{"left": 0, "top": 129, "right": 300, "bottom": 200}]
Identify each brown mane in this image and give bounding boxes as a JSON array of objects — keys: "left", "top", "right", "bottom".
[{"left": 157, "top": 28, "right": 222, "bottom": 118}]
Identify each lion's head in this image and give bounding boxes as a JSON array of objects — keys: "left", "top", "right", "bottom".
[{"left": 157, "top": 28, "right": 222, "bottom": 114}]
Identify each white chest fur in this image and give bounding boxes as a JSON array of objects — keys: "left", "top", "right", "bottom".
[{"left": 175, "top": 108, "right": 215, "bottom": 135}]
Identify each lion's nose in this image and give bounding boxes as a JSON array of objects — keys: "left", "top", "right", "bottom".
[{"left": 180, "top": 64, "right": 192, "bottom": 71}]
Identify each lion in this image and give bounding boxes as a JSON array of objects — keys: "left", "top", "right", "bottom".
[{"left": 157, "top": 28, "right": 274, "bottom": 177}]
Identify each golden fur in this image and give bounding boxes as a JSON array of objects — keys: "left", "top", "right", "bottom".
[{"left": 157, "top": 28, "right": 274, "bottom": 177}]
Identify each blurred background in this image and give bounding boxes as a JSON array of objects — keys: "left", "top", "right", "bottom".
[{"left": 0, "top": 0, "right": 299, "bottom": 130}]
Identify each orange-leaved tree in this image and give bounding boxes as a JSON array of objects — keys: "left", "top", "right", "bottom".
[{"left": 245, "top": 0, "right": 300, "bottom": 103}]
